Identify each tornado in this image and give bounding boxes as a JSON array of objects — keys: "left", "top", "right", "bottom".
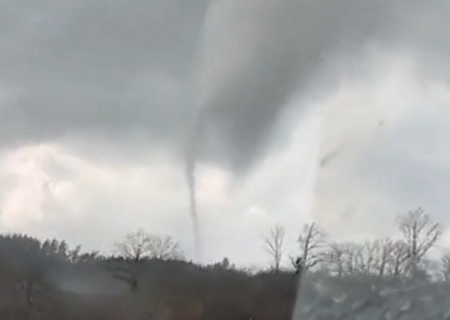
[
  {"left": 187, "top": 0, "right": 450, "bottom": 279},
  {"left": 184, "top": 0, "right": 388, "bottom": 261},
  {"left": 185, "top": 115, "right": 207, "bottom": 261},
  {"left": 185, "top": 159, "right": 201, "bottom": 260}
]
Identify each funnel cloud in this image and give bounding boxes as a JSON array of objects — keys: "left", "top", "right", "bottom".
[
  {"left": 189, "top": 0, "right": 449, "bottom": 173},
  {"left": 0, "top": 0, "right": 447, "bottom": 171},
  {"left": 185, "top": 0, "right": 450, "bottom": 250}
]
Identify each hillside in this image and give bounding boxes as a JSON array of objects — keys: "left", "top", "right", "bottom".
[
  {"left": 0, "top": 208, "right": 449, "bottom": 319},
  {"left": 1, "top": 234, "right": 450, "bottom": 320}
]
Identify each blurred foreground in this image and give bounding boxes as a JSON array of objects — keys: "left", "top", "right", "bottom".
[{"left": 1, "top": 208, "right": 450, "bottom": 320}]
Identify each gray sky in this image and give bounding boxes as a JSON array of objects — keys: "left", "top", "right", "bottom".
[{"left": 1, "top": 0, "right": 450, "bottom": 267}]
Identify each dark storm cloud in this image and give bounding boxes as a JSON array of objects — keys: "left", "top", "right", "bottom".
[
  {"left": 0, "top": 0, "right": 449, "bottom": 172},
  {"left": 0, "top": 0, "right": 208, "bottom": 154},
  {"left": 190, "top": 0, "right": 450, "bottom": 172}
]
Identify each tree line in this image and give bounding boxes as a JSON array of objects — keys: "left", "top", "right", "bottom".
[
  {"left": 264, "top": 207, "right": 448, "bottom": 281},
  {"left": 0, "top": 206, "right": 448, "bottom": 320},
  {"left": 0, "top": 229, "right": 298, "bottom": 319}
]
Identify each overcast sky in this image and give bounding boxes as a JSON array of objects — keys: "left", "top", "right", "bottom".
[{"left": 1, "top": 0, "right": 450, "bottom": 267}]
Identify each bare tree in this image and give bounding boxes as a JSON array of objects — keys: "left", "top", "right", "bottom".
[
  {"left": 397, "top": 207, "right": 442, "bottom": 279},
  {"left": 296, "top": 222, "right": 326, "bottom": 271},
  {"left": 114, "top": 229, "right": 184, "bottom": 261},
  {"left": 372, "top": 238, "right": 395, "bottom": 277},
  {"left": 115, "top": 229, "right": 150, "bottom": 261},
  {"left": 146, "top": 234, "right": 184, "bottom": 260},
  {"left": 111, "top": 229, "right": 149, "bottom": 291},
  {"left": 320, "top": 238, "right": 412, "bottom": 278},
  {"left": 386, "top": 240, "right": 409, "bottom": 277},
  {"left": 263, "top": 225, "right": 286, "bottom": 272},
  {"left": 323, "top": 241, "right": 345, "bottom": 277},
  {"left": 112, "top": 229, "right": 184, "bottom": 291},
  {"left": 340, "top": 239, "right": 398, "bottom": 277},
  {"left": 350, "top": 242, "right": 373, "bottom": 274}
]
